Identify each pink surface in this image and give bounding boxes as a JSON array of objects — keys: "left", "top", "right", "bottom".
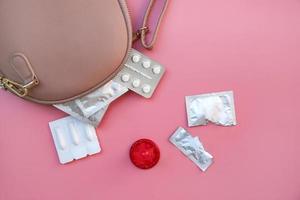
[{"left": 0, "top": 0, "right": 300, "bottom": 199}]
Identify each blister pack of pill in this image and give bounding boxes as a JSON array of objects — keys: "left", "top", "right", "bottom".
[
  {"left": 49, "top": 116, "right": 101, "bottom": 164},
  {"left": 114, "top": 49, "right": 165, "bottom": 98}
]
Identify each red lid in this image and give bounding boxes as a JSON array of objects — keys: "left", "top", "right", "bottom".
[{"left": 130, "top": 139, "right": 160, "bottom": 169}]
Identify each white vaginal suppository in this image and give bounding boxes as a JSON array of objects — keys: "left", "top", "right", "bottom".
[{"left": 49, "top": 116, "right": 101, "bottom": 164}]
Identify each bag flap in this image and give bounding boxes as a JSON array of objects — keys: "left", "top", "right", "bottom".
[{"left": 0, "top": 0, "right": 132, "bottom": 104}]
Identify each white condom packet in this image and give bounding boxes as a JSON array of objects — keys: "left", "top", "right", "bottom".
[
  {"left": 75, "top": 80, "right": 128, "bottom": 118},
  {"left": 169, "top": 127, "right": 213, "bottom": 172},
  {"left": 185, "top": 91, "right": 237, "bottom": 127},
  {"left": 49, "top": 116, "right": 101, "bottom": 164}
]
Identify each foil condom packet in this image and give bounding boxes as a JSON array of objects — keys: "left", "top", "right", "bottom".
[
  {"left": 54, "top": 102, "right": 108, "bottom": 128},
  {"left": 185, "top": 91, "right": 237, "bottom": 127},
  {"left": 169, "top": 127, "right": 213, "bottom": 172},
  {"left": 75, "top": 80, "right": 128, "bottom": 118}
]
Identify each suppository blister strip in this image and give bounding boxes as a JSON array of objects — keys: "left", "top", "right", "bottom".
[
  {"left": 49, "top": 116, "right": 101, "bottom": 164},
  {"left": 75, "top": 80, "right": 128, "bottom": 118},
  {"left": 54, "top": 102, "right": 108, "bottom": 127}
]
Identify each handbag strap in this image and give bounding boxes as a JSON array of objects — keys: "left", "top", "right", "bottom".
[{"left": 133, "top": 0, "right": 169, "bottom": 49}]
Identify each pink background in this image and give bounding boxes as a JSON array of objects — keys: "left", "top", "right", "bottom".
[{"left": 1, "top": 0, "right": 300, "bottom": 199}]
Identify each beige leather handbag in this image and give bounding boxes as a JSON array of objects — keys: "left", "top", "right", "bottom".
[{"left": 0, "top": 0, "right": 168, "bottom": 104}]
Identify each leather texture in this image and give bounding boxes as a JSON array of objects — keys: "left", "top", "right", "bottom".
[
  {"left": 0, "top": 0, "right": 132, "bottom": 104},
  {"left": 140, "top": 0, "right": 169, "bottom": 49}
]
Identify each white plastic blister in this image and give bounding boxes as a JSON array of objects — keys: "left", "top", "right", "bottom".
[
  {"left": 169, "top": 127, "right": 213, "bottom": 172},
  {"left": 49, "top": 116, "right": 101, "bottom": 164},
  {"left": 185, "top": 91, "right": 237, "bottom": 127},
  {"left": 114, "top": 49, "right": 165, "bottom": 98}
]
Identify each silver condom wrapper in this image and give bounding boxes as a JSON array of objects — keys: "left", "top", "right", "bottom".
[
  {"left": 185, "top": 91, "right": 237, "bottom": 127},
  {"left": 169, "top": 127, "right": 213, "bottom": 172}
]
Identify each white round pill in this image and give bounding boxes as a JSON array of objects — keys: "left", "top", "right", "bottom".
[
  {"left": 121, "top": 74, "right": 130, "bottom": 82},
  {"left": 132, "top": 54, "right": 141, "bottom": 63},
  {"left": 142, "top": 85, "right": 151, "bottom": 94},
  {"left": 132, "top": 79, "right": 141, "bottom": 88},
  {"left": 152, "top": 65, "right": 161, "bottom": 74},
  {"left": 142, "top": 60, "right": 151, "bottom": 68}
]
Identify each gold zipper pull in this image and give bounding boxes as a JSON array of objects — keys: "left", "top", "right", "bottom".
[
  {"left": 0, "top": 53, "right": 39, "bottom": 98},
  {"left": 1, "top": 77, "right": 27, "bottom": 97}
]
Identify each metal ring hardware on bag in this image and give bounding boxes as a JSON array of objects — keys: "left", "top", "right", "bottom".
[
  {"left": 0, "top": 53, "right": 39, "bottom": 98},
  {"left": 133, "top": 0, "right": 169, "bottom": 49}
]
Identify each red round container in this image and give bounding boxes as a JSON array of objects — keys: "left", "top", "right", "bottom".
[{"left": 130, "top": 139, "right": 160, "bottom": 169}]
